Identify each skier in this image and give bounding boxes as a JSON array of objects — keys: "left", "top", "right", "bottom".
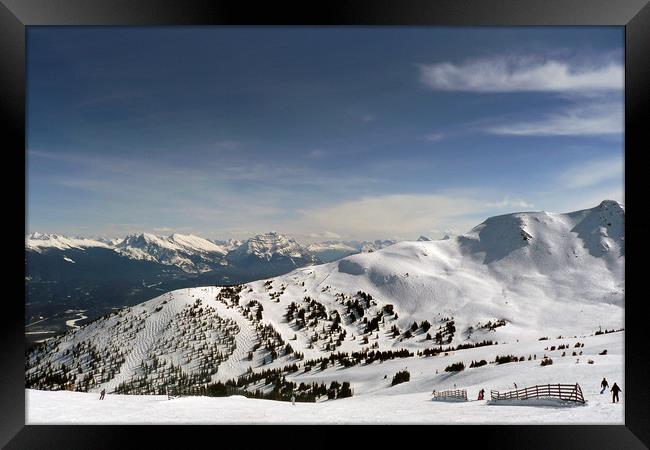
[
  {"left": 477, "top": 389, "right": 485, "bottom": 400},
  {"left": 611, "top": 383, "right": 621, "bottom": 403},
  {"left": 514, "top": 382, "right": 517, "bottom": 389},
  {"left": 99, "top": 389, "right": 106, "bottom": 400},
  {"left": 600, "top": 377, "right": 609, "bottom": 394},
  {"left": 291, "top": 394, "right": 296, "bottom": 406}
]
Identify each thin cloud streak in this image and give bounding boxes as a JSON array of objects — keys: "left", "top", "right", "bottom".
[
  {"left": 485, "top": 102, "right": 623, "bottom": 136},
  {"left": 558, "top": 156, "right": 623, "bottom": 190},
  {"left": 419, "top": 55, "right": 622, "bottom": 93},
  {"left": 485, "top": 196, "right": 534, "bottom": 209}
]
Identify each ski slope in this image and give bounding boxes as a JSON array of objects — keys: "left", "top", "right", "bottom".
[
  {"left": 26, "top": 201, "right": 625, "bottom": 423},
  {"left": 26, "top": 327, "right": 624, "bottom": 424}
]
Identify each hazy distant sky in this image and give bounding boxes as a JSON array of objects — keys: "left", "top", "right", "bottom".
[{"left": 27, "top": 27, "right": 624, "bottom": 241}]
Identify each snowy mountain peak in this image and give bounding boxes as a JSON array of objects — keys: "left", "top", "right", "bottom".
[
  {"left": 112, "top": 232, "right": 230, "bottom": 271},
  {"left": 26, "top": 233, "right": 110, "bottom": 252},
  {"left": 229, "top": 232, "right": 312, "bottom": 261},
  {"left": 168, "top": 233, "right": 228, "bottom": 255},
  {"left": 598, "top": 199, "right": 624, "bottom": 212}
]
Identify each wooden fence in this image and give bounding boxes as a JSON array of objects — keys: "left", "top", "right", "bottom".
[
  {"left": 433, "top": 389, "right": 468, "bottom": 401},
  {"left": 490, "top": 383, "right": 585, "bottom": 404}
]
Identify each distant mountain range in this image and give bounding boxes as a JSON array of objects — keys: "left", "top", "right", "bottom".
[{"left": 27, "top": 231, "right": 399, "bottom": 273}]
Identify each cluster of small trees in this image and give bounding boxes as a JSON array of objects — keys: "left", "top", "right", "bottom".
[
  {"left": 364, "top": 312, "right": 388, "bottom": 334},
  {"left": 595, "top": 327, "right": 624, "bottom": 336},
  {"left": 285, "top": 297, "right": 328, "bottom": 328},
  {"left": 479, "top": 319, "right": 506, "bottom": 331},
  {"left": 327, "top": 381, "right": 353, "bottom": 399},
  {"left": 540, "top": 356, "right": 553, "bottom": 366},
  {"left": 432, "top": 319, "right": 456, "bottom": 345},
  {"left": 301, "top": 348, "right": 414, "bottom": 371},
  {"left": 211, "top": 366, "right": 353, "bottom": 402},
  {"left": 391, "top": 370, "right": 410, "bottom": 386},
  {"left": 493, "top": 355, "right": 523, "bottom": 365},
  {"left": 418, "top": 340, "right": 494, "bottom": 358},
  {"left": 346, "top": 298, "right": 369, "bottom": 321},
  {"left": 401, "top": 320, "right": 431, "bottom": 339},
  {"left": 444, "top": 362, "right": 465, "bottom": 372},
  {"left": 216, "top": 285, "right": 244, "bottom": 307},
  {"left": 268, "top": 284, "right": 286, "bottom": 302}
]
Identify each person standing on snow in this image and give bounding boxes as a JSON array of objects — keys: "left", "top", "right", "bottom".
[
  {"left": 611, "top": 383, "right": 621, "bottom": 403},
  {"left": 478, "top": 389, "right": 485, "bottom": 400},
  {"left": 99, "top": 389, "right": 106, "bottom": 400},
  {"left": 291, "top": 394, "right": 296, "bottom": 406},
  {"left": 600, "top": 378, "right": 609, "bottom": 394}
]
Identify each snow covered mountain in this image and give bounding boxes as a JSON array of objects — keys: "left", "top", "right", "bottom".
[
  {"left": 26, "top": 201, "right": 624, "bottom": 405},
  {"left": 114, "top": 233, "right": 229, "bottom": 272},
  {"left": 225, "top": 232, "right": 320, "bottom": 273},
  {"left": 26, "top": 233, "right": 111, "bottom": 252}
]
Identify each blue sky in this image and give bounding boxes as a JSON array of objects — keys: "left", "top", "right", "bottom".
[{"left": 27, "top": 27, "right": 624, "bottom": 241}]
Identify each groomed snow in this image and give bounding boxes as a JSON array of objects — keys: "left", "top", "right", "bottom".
[
  {"left": 27, "top": 330, "right": 624, "bottom": 424},
  {"left": 26, "top": 382, "right": 623, "bottom": 425}
]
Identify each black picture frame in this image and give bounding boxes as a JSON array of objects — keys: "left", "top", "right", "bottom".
[{"left": 3, "top": 0, "right": 649, "bottom": 448}]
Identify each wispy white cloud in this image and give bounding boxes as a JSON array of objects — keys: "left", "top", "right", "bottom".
[
  {"left": 485, "top": 102, "right": 623, "bottom": 136},
  {"left": 485, "top": 196, "right": 534, "bottom": 209},
  {"left": 419, "top": 55, "right": 623, "bottom": 93},
  {"left": 361, "top": 114, "right": 376, "bottom": 123},
  {"left": 308, "top": 231, "right": 342, "bottom": 239},
  {"left": 557, "top": 156, "right": 623, "bottom": 189}
]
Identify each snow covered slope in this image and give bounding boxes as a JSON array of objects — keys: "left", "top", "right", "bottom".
[
  {"left": 26, "top": 329, "right": 624, "bottom": 424},
  {"left": 26, "top": 201, "right": 624, "bottom": 423}
]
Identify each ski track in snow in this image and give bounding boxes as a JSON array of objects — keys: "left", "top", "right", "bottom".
[{"left": 179, "top": 287, "right": 258, "bottom": 382}]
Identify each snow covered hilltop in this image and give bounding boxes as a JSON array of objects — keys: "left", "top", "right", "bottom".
[{"left": 26, "top": 201, "right": 625, "bottom": 423}]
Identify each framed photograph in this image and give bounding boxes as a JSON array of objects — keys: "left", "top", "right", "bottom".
[{"left": 3, "top": 0, "right": 649, "bottom": 448}]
